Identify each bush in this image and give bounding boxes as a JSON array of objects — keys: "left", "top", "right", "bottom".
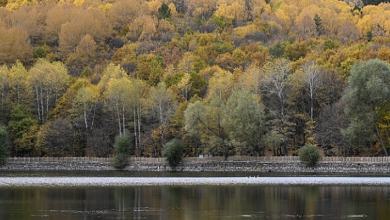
[
  {"left": 0, "top": 125, "right": 8, "bottom": 165},
  {"left": 33, "top": 46, "right": 47, "bottom": 59},
  {"left": 162, "top": 139, "right": 183, "bottom": 168},
  {"left": 269, "top": 42, "right": 285, "bottom": 58},
  {"left": 299, "top": 145, "right": 321, "bottom": 167},
  {"left": 111, "top": 153, "right": 129, "bottom": 169},
  {"left": 111, "top": 133, "right": 131, "bottom": 169},
  {"left": 80, "top": 67, "right": 93, "bottom": 78},
  {"left": 323, "top": 39, "right": 337, "bottom": 51}
]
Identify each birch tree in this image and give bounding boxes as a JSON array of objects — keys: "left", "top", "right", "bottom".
[
  {"left": 149, "top": 83, "right": 177, "bottom": 148},
  {"left": 28, "top": 59, "right": 70, "bottom": 123},
  {"left": 262, "top": 58, "right": 292, "bottom": 123},
  {"left": 97, "top": 63, "right": 127, "bottom": 95},
  {"left": 73, "top": 83, "right": 99, "bottom": 156},
  {"left": 8, "top": 61, "right": 29, "bottom": 106},
  {"left": 261, "top": 58, "right": 293, "bottom": 155},
  {"left": 130, "top": 79, "right": 149, "bottom": 156},
  {"left": 302, "top": 61, "right": 322, "bottom": 121},
  {"left": 104, "top": 77, "right": 132, "bottom": 136},
  {"left": 74, "top": 84, "right": 99, "bottom": 135},
  {"left": 206, "top": 70, "right": 235, "bottom": 101}
]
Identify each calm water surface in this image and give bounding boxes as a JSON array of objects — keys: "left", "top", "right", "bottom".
[{"left": 0, "top": 172, "right": 389, "bottom": 220}]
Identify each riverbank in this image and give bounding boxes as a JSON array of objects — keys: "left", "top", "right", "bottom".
[
  {"left": 2, "top": 177, "right": 390, "bottom": 187},
  {"left": 1, "top": 159, "right": 390, "bottom": 173}
]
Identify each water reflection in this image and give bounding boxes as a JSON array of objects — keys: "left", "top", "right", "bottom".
[{"left": 0, "top": 185, "right": 389, "bottom": 219}]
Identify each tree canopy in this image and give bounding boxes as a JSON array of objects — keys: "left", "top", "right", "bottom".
[
  {"left": 342, "top": 59, "right": 390, "bottom": 156},
  {"left": 1, "top": 0, "right": 390, "bottom": 158}
]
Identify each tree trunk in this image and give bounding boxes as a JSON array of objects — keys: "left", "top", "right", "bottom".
[
  {"left": 159, "top": 105, "right": 164, "bottom": 147},
  {"left": 375, "top": 121, "right": 388, "bottom": 156},
  {"left": 133, "top": 108, "right": 138, "bottom": 156},
  {"left": 40, "top": 86, "right": 44, "bottom": 123},
  {"left": 46, "top": 90, "right": 50, "bottom": 121},
  {"left": 116, "top": 100, "right": 121, "bottom": 135},
  {"left": 310, "top": 95, "right": 313, "bottom": 121},
  {"left": 137, "top": 105, "right": 142, "bottom": 156},
  {"left": 122, "top": 105, "right": 125, "bottom": 134},
  {"left": 35, "top": 87, "right": 40, "bottom": 122}
]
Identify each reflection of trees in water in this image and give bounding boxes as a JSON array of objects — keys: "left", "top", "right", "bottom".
[
  {"left": 4, "top": 185, "right": 390, "bottom": 219},
  {"left": 303, "top": 186, "right": 319, "bottom": 216},
  {"left": 111, "top": 186, "right": 390, "bottom": 219}
]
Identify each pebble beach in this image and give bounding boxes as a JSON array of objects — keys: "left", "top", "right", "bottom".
[{"left": 1, "top": 177, "right": 390, "bottom": 187}]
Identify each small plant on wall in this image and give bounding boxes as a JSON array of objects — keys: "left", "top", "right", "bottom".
[
  {"left": 299, "top": 144, "right": 321, "bottom": 167},
  {"left": 163, "top": 139, "right": 183, "bottom": 168},
  {"left": 111, "top": 133, "right": 132, "bottom": 169}
]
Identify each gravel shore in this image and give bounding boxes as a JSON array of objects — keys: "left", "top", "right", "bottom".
[{"left": 2, "top": 177, "right": 390, "bottom": 187}]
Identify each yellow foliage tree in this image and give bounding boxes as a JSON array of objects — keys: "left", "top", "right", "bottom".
[
  {"left": 357, "top": 15, "right": 373, "bottom": 35},
  {"left": 28, "top": 59, "right": 70, "bottom": 123},
  {"left": 8, "top": 61, "right": 29, "bottom": 106},
  {"left": 108, "top": 0, "right": 148, "bottom": 29},
  {"left": 236, "top": 64, "right": 262, "bottom": 97},
  {"left": 215, "top": 0, "right": 245, "bottom": 21},
  {"left": 187, "top": 0, "right": 217, "bottom": 19},
  {"left": 207, "top": 69, "right": 235, "bottom": 101},
  {"left": 378, "top": 46, "right": 390, "bottom": 63},
  {"left": 127, "top": 15, "right": 157, "bottom": 41},
  {"left": 104, "top": 77, "right": 132, "bottom": 135},
  {"left": 58, "top": 7, "right": 111, "bottom": 55},
  {"left": 6, "top": 0, "right": 37, "bottom": 10},
  {"left": 97, "top": 63, "right": 128, "bottom": 94},
  {"left": 0, "top": 26, "right": 32, "bottom": 65}
]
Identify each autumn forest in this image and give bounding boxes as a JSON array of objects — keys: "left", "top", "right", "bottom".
[{"left": 1, "top": 0, "right": 390, "bottom": 158}]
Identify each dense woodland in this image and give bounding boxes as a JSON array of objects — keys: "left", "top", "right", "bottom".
[{"left": 1, "top": 0, "right": 390, "bottom": 158}]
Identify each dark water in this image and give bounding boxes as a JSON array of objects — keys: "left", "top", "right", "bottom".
[
  {"left": 1, "top": 172, "right": 390, "bottom": 220},
  {"left": 1, "top": 185, "right": 390, "bottom": 220}
]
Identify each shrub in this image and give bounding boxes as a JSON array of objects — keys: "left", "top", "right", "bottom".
[
  {"left": 33, "top": 46, "right": 47, "bottom": 59},
  {"left": 323, "top": 39, "right": 337, "bottom": 51},
  {"left": 269, "top": 42, "right": 285, "bottom": 58},
  {"left": 111, "top": 133, "right": 131, "bottom": 169},
  {"left": 299, "top": 145, "right": 321, "bottom": 167},
  {"left": 0, "top": 125, "right": 8, "bottom": 165},
  {"left": 80, "top": 67, "right": 93, "bottom": 78},
  {"left": 111, "top": 153, "right": 129, "bottom": 169},
  {"left": 162, "top": 139, "right": 183, "bottom": 168}
]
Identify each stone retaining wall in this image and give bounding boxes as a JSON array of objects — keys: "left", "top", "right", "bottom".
[
  {"left": 1, "top": 161, "right": 390, "bottom": 173},
  {"left": 0, "top": 161, "right": 113, "bottom": 171}
]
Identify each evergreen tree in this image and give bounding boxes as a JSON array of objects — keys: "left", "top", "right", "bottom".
[
  {"left": 366, "top": 31, "right": 373, "bottom": 42},
  {"left": 314, "top": 14, "right": 324, "bottom": 34},
  {"left": 157, "top": 3, "right": 171, "bottom": 21},
  {"left": 111, "top": 133, "right": 132, "bottom": 169},
  {"left": 269, "top": 42, "right": 285, "bottom": 58}
]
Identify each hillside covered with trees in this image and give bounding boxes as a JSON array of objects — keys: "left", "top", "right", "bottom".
[{"left": 1, "top": 0, "right": 390, "bottom": 158}]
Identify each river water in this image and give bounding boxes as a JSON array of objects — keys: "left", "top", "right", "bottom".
[{"left": 0, "top": 171, "right": 389, "bottom": 220}]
